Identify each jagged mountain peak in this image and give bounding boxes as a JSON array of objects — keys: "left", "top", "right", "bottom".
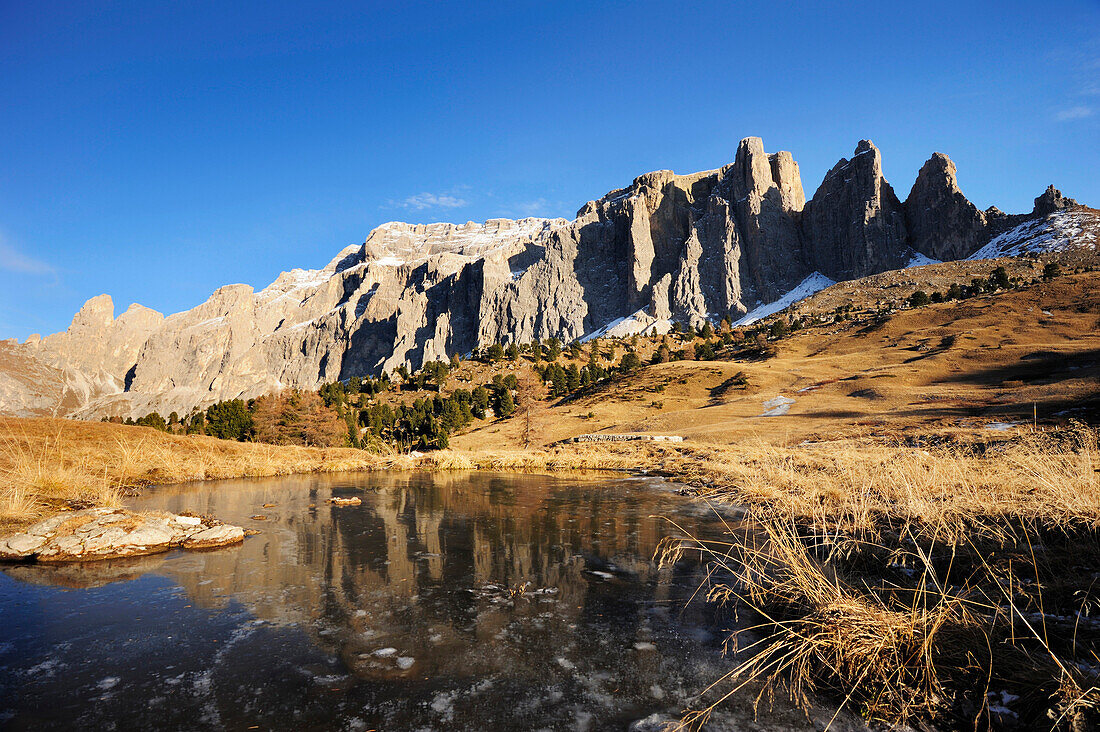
[
  {"left": 70, "top": 293, "right": 116, "bottom": 329},
  {"left": 855, "top": 138, "right": 879, "bottom": 154},
  {"left": 2, "top": 136, "right": 1093, "bottom": 420},
  {"left": 802, "top": 138, "right": 907, "bottom": 280},
  {"left": 905, "top": 151, "right": 987, "bottom": 261}
]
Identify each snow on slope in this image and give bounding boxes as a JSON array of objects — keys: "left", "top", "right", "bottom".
[
  {"left": 968, "top": 210, "right": 1099, "bottom": 260},
  {"left": 580, "top": 310, "right": 672, "bottom": 342},
  {"left": 364, "top": 217, "right": 568, "bottom": 266},
  {"left": 734, "top": 272, "right": 836, "bottom": 326},
  {"left": 906, "top": 251, "right": 942, "bottom": 267}
]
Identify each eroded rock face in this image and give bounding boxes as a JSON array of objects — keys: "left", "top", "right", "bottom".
[
  {"left": 1033, "top": 185, "right": 1079, "bottom": 217},
  {"left": 802, "top": 140, "right": 909, "bottom": 280},
  {"left": 721, "top": 137, "right": 806, "bottom": 303},
  {"left": 905, "top": 153, "right": 988, "bottom": 260},
  {"left": 0, "top": 508, "right": 244, "bottom": 563},
  {"left": 1, "top": 137, "right": 1089, "bottom": 420}
]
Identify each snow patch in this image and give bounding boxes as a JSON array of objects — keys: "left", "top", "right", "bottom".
[
  {"left": 365, "top": 218, "right": 568, "bottom": 268},
  {"left": 906, "top": 251, "right": 942, "bottom": 267},
  {"left": 734, "top": 272, "right": 836, "bottom": 326},
  {"left": 968, "top": 210, "right": 1099, "bottom": 260},
  {"left": 581, "top": 310, "right": 671, "bottom": 343},
  {"left": 761, "top": 396, "right": 795, "bottom": 417}
]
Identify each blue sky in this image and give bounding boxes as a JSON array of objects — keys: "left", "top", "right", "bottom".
[{"left": 2, "top": 1, "right": 1097, "bottom": 339}]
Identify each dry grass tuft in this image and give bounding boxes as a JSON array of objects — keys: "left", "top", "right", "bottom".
[
  {"left": 638, "top": 424, "right": 1100, "bottom": 541},
  {"left": 657, "top": 505, "right": 1100, "bottom": 729}
]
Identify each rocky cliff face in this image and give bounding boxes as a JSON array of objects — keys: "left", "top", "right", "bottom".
[
  {"left": 3, "top": 137, "right": 1092, "bottom": 419},
  {"left": 802, "top": 139, "right": 909, "bottom": 280},
  {"left": 905, "top": 153, "right": 988, "bottom": 261}
]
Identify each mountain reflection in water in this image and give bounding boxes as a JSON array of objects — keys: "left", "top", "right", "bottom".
[{"left": 0, "top": 471, "right": 814, "bottom": 731}]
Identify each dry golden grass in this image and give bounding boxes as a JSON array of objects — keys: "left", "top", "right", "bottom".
[
  {"left": 658, "top": 514, "right": 1100, "bottom": 730},
  {"left": 523, "top": 426, "right": 1099, "bottom": 540},
  {"left": 0, "top": 417, "right": 392, "bottom": 530},
  {"left": 450, "top": 272, "right": 1100, "bottom": 451},
  {"left": 646, "top": 427, "right": 1100, "bottom": 729}
]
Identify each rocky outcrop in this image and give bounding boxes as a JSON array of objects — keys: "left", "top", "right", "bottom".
[
  {"left": 905, "top": 153, "right": 988, "bottom": 260},
  {"left": 0, "top": 508, "right": 244, "bottom": 563},
  {"left": 1, "top": 137, "right": 1090, "bottom": 420},
  {"left": 802, "top": 140, "right": 908, "bottom": 279},
  {"left": 1033, "top": 185, "right": 1079, "bottom": 217}
]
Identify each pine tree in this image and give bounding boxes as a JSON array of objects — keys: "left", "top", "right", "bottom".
[
  {"left": 497, "top": 388, "right": 515, "bottom": 418},
  {"left": 619, "top": 351, "right": 641, "bottom": 372}
]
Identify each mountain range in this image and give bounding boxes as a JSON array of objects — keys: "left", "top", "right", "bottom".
[{"left": 2, "top": 137, "right": 1095, "bottom": 420}]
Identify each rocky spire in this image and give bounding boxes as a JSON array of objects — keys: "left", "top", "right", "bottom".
[
  {"left": 904, "top": 152, "right": 987, "bottom": 260},
  {"left": 1032, "top": 185, "right": 1078, "bottom": 217},
  {"left": 721, "top": 137, "right": 807, "bottom": 302},
  {"left": 801, "top": 140, "right": 908, "bottom": 280}
]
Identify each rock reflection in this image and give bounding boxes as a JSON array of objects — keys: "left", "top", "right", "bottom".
[
  {"left": 131, "top": 472, "right": 724, "bottom": 684},
  {"left": 1, "top": 472, "right": 820, "bottom": 730}
]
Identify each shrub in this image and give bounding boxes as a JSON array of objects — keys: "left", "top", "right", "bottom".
[
  {"left": 908, "top": 290, "right": 931, "bottom": 307},
  {"left": 205, "top": 399, "right": 254, "bottom": 441}
]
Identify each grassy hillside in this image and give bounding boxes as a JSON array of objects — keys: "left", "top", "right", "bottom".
[
  {"left": 453, "top": 267, "right": 1100, "bottom": 449},
  {"left": 0, "top": 418, "right": 387, "bottom": 530}
]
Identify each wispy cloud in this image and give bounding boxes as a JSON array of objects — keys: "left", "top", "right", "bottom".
[
  {"left": 0, "top": 234, "right": 54, "bottom": 275},
  {"left": 1056, "top": 105, "right": 1095, "bottom": 121},
  {"left": 495, "top": 198, "right": 572, "bottom": 220},
  {"left": 388, "top": 192, "right": 469, "bottom": 211},
  {"left": 513, "top": 198, "right": 552, "bottom": 217}
]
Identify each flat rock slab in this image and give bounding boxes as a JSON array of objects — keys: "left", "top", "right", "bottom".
[{"left": 0, "top": 508, "right": 245, "bottom": 563}]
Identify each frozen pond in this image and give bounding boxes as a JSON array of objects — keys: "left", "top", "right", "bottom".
[{"left": 0, "top": 471, "right": 814, "bottom": 730}]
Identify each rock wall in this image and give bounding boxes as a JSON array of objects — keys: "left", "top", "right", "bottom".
[{"left": 3, "top": 137, "right": 1088, "bottom": 419}]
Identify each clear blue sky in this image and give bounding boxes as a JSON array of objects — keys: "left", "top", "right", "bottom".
[{"left": 2, "top": 1, "right": 1097, "bottom": 339}]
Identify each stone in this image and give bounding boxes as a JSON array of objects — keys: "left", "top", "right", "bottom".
[
  {"left": 0, "top": 508, "right": 245, "bottom": 563},
  {"left": 329, "top": 497, "right": 362, "bottom": 506},
  {"left": 181, "top": 524, "right": 245, "bottom": 549},
  {"left": 0, "top": 532, "right": 48, "bottom": 559}
]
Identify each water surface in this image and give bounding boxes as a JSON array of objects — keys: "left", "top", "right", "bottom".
[{"left": 0, "top": 471, "right": 812, "bottom": 730}]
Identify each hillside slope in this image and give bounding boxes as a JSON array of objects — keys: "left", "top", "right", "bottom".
[{"left": 451, "top": 268, "right": 1100, "bottom": 450}]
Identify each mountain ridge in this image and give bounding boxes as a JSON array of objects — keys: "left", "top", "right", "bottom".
[{"left": 3, "top": 137, "right": 1095, "bottom": 420}]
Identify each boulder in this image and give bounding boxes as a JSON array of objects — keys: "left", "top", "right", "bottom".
[
  {"left": 0, "top": 508, "right": 244, "bottom": 563},
  {"left": 182, "top": 524, "right": 245, "bottom": 549}
]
